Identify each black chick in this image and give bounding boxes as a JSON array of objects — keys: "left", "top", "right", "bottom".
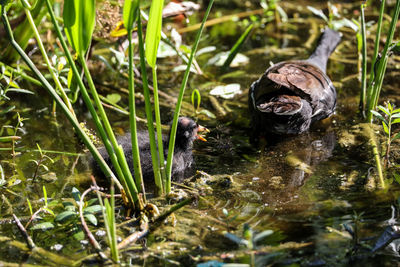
[
  {"left": 248, "top": 28, "right": 341, "bottom": 139},
  {"left": 91, "top": 117, "right": 208, "bottom": 182}
]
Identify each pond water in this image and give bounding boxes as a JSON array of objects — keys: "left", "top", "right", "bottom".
[{"left": 1, "top": 1, "right": 400, "bottom": 266}]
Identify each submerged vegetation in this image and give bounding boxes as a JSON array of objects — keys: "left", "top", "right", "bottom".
[{"left": 0, "top": 0, "right": 399, "bottom": 266}]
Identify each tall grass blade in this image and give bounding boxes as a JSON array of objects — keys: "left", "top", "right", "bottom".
[
  {"left": 123, "top": 0, "right": 139, "bottom": 31},
  {"left": 165, "top": 0, "right": 214, "bottom": 193},
  {"left": 63, "top": 0, "right": 96, "bottom": 55},
  {"left": 359, "top": 4, "right": 367, "bottom": 116},
  {"left": 145, "top": 0, "right": 164, "bottom": 68},
  {"left": 137, "top": 12, "right": 164, "bottom": 195}
]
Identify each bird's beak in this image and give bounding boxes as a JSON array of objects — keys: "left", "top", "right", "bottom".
[{"left": 196, "top": 125, "right": 209, "bottom": 142}]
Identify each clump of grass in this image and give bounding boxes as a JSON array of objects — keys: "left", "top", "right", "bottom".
[
  {"left": 371, "top": 102, "right": 400, "bottom": 169},
  {"left": 358, "top": 0, "right": 400, "bottom": 120}
]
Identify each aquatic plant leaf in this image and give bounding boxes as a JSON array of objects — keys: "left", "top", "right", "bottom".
[
  {"left": 6, "top": 88, "right": 34, "bottom": 94},
  {"left": 307, "top": 6, "right": 328, "bottom": 22},
  {"left": 370, "top": 110, "right": 387, "bottom": 124},
  {"left": 195, "top": 46, "right": 216, "bottom": 57},
  {"left": 391, "top": 118, "right": 400, "bottom": 124},
  {"left": 382, "top": 121, "right": 389, "bottom": 135},
  {"left": 84, "top": 213, "right": 97, "bottom": 226},
  {"left": 145, "top": 0, "right": 165, "bottom": 67},
  {"left": 63, "top": 0, "right": 96, "bottom": 55},
  {"left": 123, "top": 0, "right": 139, "bottom": 31},
  {"left": 84, "top": 204, "right": 102, "bottom": 214},
  {"left": 0, "top": 106, "right": 15, "bottom": 115},
  {"left": 106, "top": 93, "right": 121, "bottom": 104},
  {"left": 86, "top": 198, "right": 98, "bottom": 206},
  {"left": 253, "top": 229, "right": 274, "bottom": 243},
  {"left": 55, "top": 210, "right": 77, "bottom": 222},
  {"left": 390, "top": 41, "right": 400, "bottom": 55},
  {"left": 224, "top": 232, "right": 249, "bottom": 247},
  {"left": 73, "top": 230, "right": 85, "bottom": 241},
  {"left": 378, "top": 105, "right": 390, "bottom": 116},
  {"left": 30, "top": 222, "right": 55, "bottom": 231},
  {"left": 198, "top": 109, "right": 216, "bottom": 119},
  {"left": 71, "top": 187, "right": 81, "bottom": 203},
  {"left": 209, "top": 84, "right": 242, "bottom": 99},
  {"left": 392, "top": 132, "right": 400, "bottom": 142}
]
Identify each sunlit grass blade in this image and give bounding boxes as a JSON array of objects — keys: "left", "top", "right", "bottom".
[
  {"left": 63, "top": 0, "right": 96, "bottom": 55},
  {"left": 137, "top": 11, "right": 164, "bottom": 195},
  {"left": 123, "top": 0, "right": 139, "bottom": 31},
  {"left": 125, "top": 3, "right": 145, "bottom": 196},
  {"left": 359, "top": 3, "right": 367, "bottom": 116},
  {"left": 145, "top": 0, "right": 164, "bottom": 68},
  {"left": 165, "top": 0, "right": 214, "bottom": 193}
]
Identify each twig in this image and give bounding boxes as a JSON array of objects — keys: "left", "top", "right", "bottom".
[
  {"left": 117, "top": 222, "right": 149, "bottom": 250},
  {"left": 12, "top": 214, "right": 35, "bottom": 249},
  {"left": 79, "top": 187, "right": 108, "bottom": 261}
]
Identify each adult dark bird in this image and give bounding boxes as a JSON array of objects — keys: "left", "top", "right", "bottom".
[
  {"left": 248, "top": 28, "right": 341, "bottom": 139},
  {"left": 91, "top": 117, "right": 208, "bottom": 182}
]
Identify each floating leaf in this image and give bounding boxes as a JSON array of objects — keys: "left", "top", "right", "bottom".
[{"left": 209, "top": 84, "right": 242, "bottom": 99}]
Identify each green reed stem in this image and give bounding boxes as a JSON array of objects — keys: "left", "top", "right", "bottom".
[
  {"left": 165, "top": 0, "right": 214, "bottom": 193},
  {"left": 367, "top": 0, "right": 400, "bottom": 122},
  {"left": 44, "top": 0, "right": 130, "bottom": 202},
  {"left": 369, "top": 0, "right": 385, "bottom": 85},
  {"left": 222, "top": 23, "right": 254, "bottom": 69},
  {"left": 0, "top": 8, "right": 123, "bottom": 192},
  {"left": 128, "top": 25, "right": 145, "bottom": 198},
  {"left": 137, "top": 13, "right": 163, "bottom": 195},
  {"left": 23, "top": 3, "right": 75, "bottom": 117},
  {"left": 151, "top": 66, "right": 166, "bottom": 187},
  {"left": 359, "top": 4, "right": 367, "bottom": 116},
  {"left": 79, "top": 53, "right": 139, "bottom": 205}
]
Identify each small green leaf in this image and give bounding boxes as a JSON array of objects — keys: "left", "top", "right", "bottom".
[
  {"left": 86, "top": 198, "right": 98, "bottom": 206},
  {"left": 72, "top": 187, "right": 81, "bottom": 202},
  {"left": 106, "top": 93, "right": 121, "bottom": 104},
  {"left": 382, "top": 121, "right": 389, "bottom": 134},
  {"left": 55, "top": 210, "right": 77, "bottom": 222},
  {"left": 392, "top": 118, "right": 400, "bottom": 124},
  {"left": 191, "top": 89, "right": 201, "bottom": 111},
  {"left": 73, "top": 230, "right": 85, "bottom": 241},
  {"left": 371, "top": 110, "right": 387, "bottom": 124},
  {"left": 84, "top": 213, "right": 97, "bottom": 226},
  {"left": 84, "top": 204, "right": 102, "bottom": 214},
  {"left": 378, "top": 105, "right": 390, "bottom": 116},
  {"left": 30, "top": 222, "right": 55, "bottom": 231}
]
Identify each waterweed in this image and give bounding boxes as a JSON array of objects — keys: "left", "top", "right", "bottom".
[{"left": 371, "top": 102, "right": 400, "bottom": 168}]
